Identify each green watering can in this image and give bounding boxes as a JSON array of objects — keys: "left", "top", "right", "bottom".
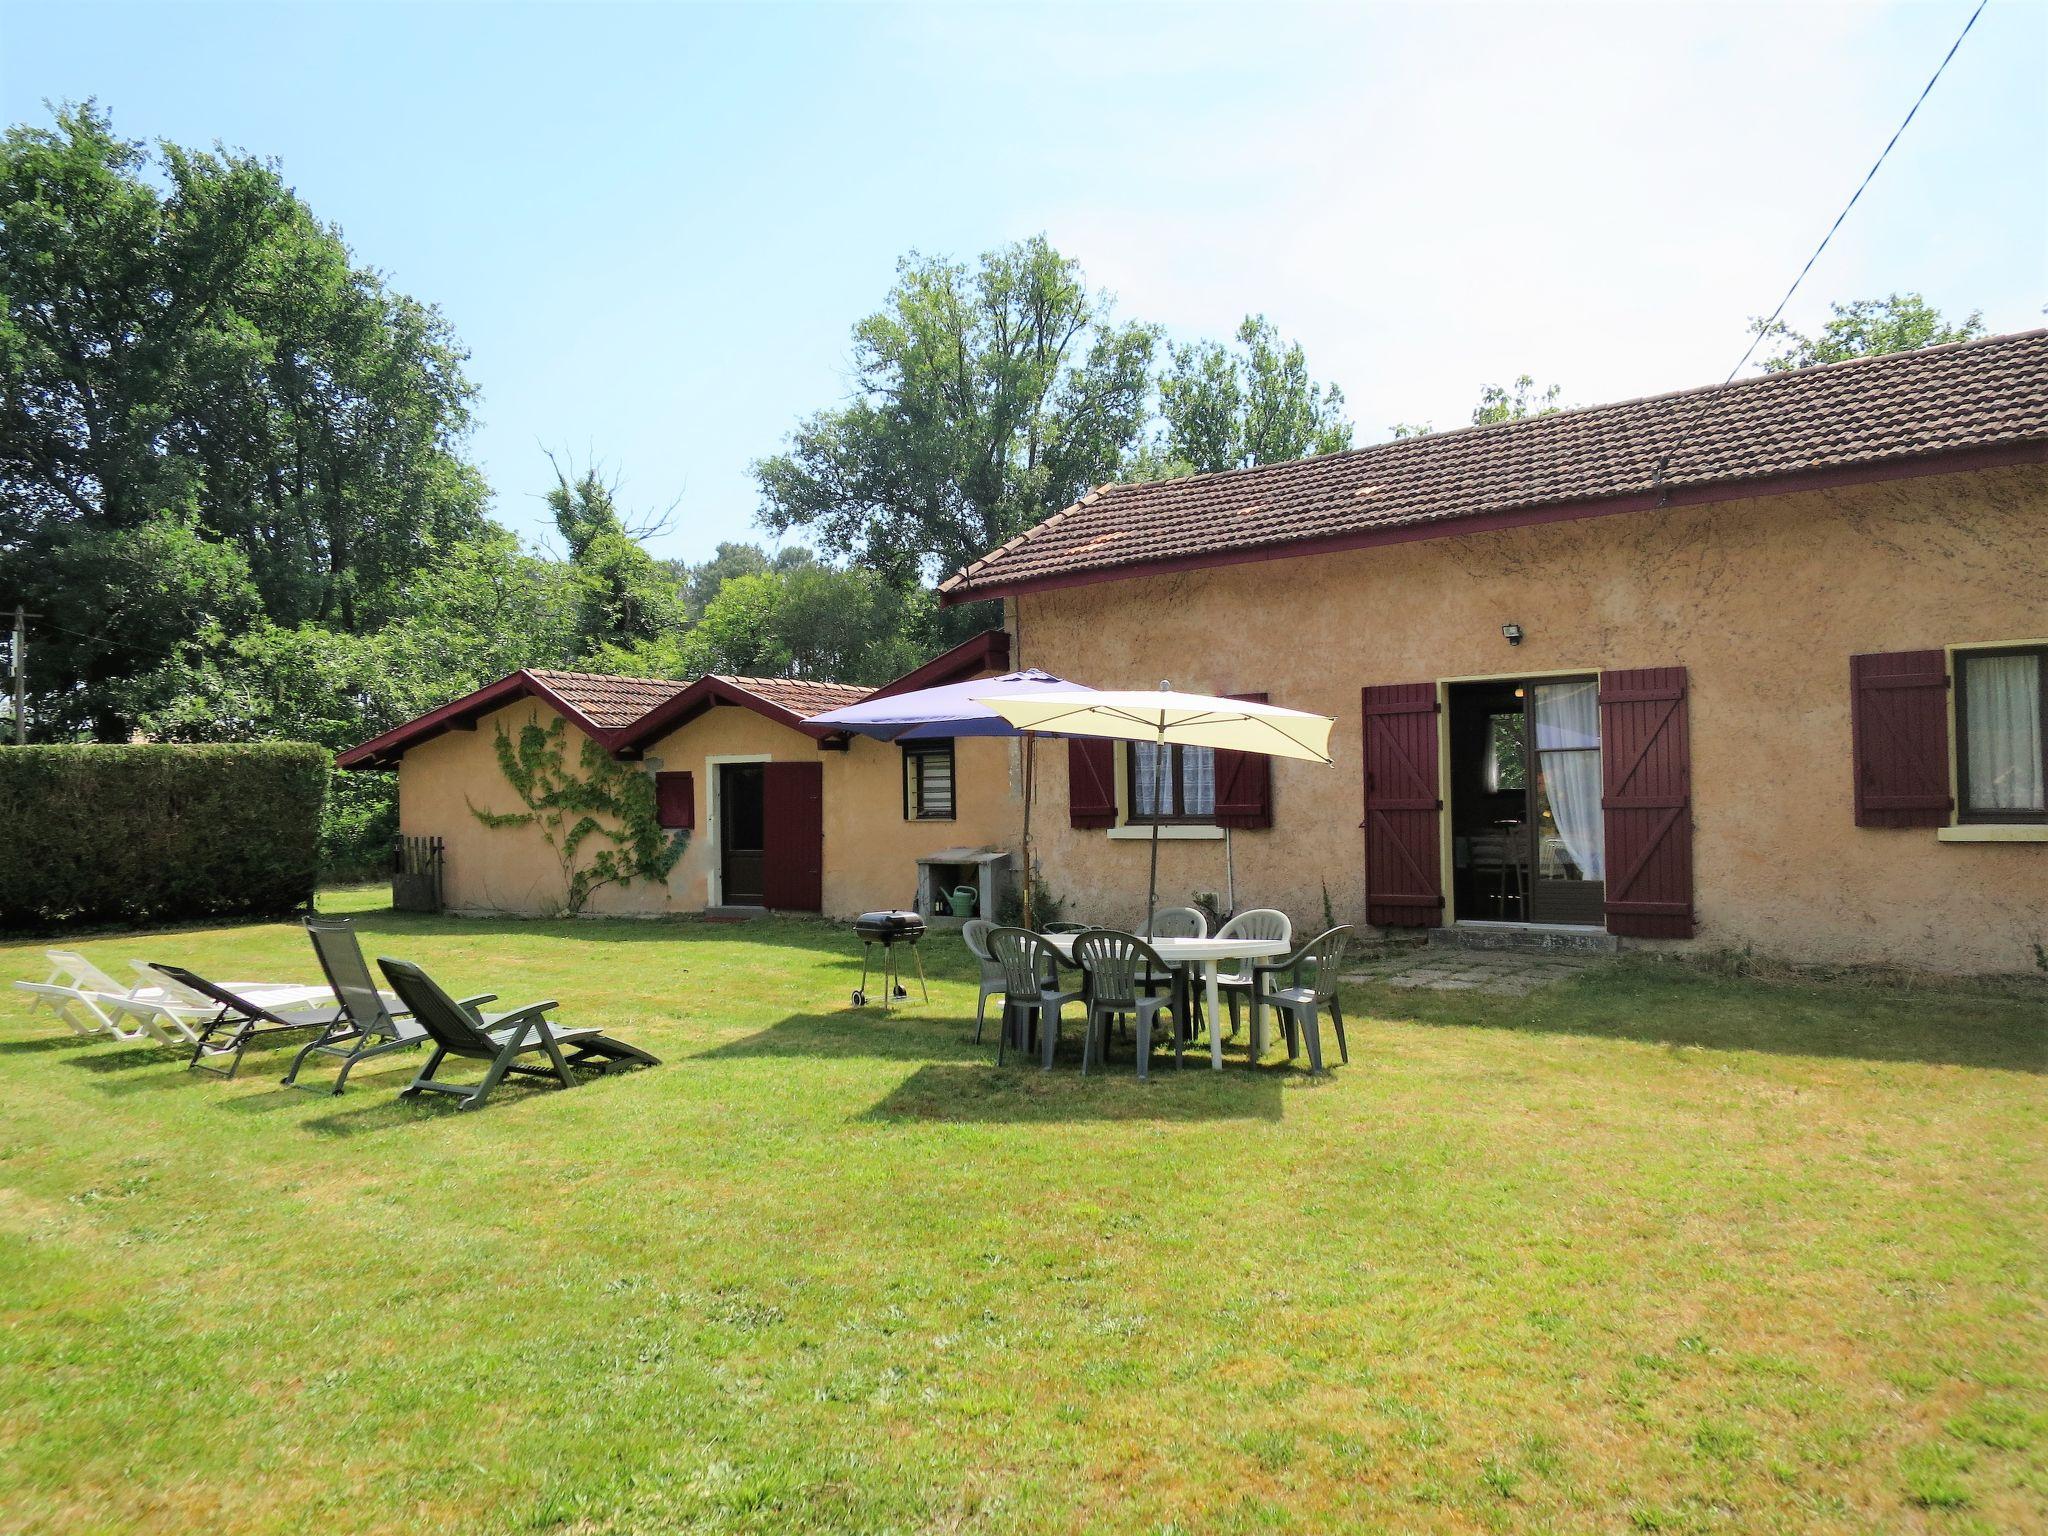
[{"left": 947, "top": 885, "right": 978, "bottom": 918}]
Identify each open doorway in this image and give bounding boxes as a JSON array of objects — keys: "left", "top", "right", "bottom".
[
  {"left": 1446, "top": 677, "right": 1606, "bottom": 926},
  {"left": 718, "top": 761, "right": 766, "bottom": 905}
]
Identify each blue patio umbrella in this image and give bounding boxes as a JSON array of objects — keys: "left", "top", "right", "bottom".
[
  {"left": 806, "top": 668, "right": 1093, "bottom": 740},
  {"left": 808, "top": 668, "right": 1097, "bottom": 926}
]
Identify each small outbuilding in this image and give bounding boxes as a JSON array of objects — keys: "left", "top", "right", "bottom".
[{"left": 340, "top": 631, "right": 1023, "bottom": 919}]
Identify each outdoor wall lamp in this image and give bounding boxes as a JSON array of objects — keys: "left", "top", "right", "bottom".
[{"left": 1501, "top": 623, "right": 1525, "bottom": 646}]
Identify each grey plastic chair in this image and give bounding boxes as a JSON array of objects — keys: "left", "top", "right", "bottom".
[
  {"left": 1214, "top": 908, "right": 1294, "bottom": 1037},
  {"left": 987, "top": 927, "right": 1082, "bottom": 1071},
  {"left": 1071, "top": 929, "right": 1185, "bottom": 1080},
  {"left": 961, "top": 919, "right": 1006, "bottom": 1043},
  {"left": 1140, "top": 907, "right": 1208, "bottom": 939},
  {"left": 1257, "top": 926, "right": 1357, "bottom": 1073}
]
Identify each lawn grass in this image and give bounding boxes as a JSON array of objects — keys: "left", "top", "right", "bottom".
[{"left": 1, "top": 888, "right": 2042, "bottom": 1534}]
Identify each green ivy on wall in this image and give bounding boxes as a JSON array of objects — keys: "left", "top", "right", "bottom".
[{"left": 468, "top": 714, "right": 684, "bottom": 915}]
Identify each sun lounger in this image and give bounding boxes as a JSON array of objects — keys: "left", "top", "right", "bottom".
[
  {"left": 147, "top": 964, "right": 346, "bottom": 1079},
  {"left": 377, "top": 956, "right": 658, "bottom": 1111}
]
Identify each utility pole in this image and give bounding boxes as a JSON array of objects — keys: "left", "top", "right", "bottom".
[{"left": 8, "top": 606, "right": 27, "bottom": 746}]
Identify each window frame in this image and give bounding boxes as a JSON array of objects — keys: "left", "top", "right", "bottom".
[
  {"left": 1954, "top": 643, "right": 2048, "bottom": 825},
  {"left": 901, "top": 738, "right": 957, "bottom": 822},
  {"left": 1124, "top": 741, "right": 1218, "bottom": 826}
]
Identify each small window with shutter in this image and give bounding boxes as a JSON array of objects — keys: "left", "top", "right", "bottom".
[
  {"left": 654, "top": 770, "right": 695, "bottom": 830},
  {"left": 1956, "top": 645, "right": 2047, "bottom": 824},
  {"left": 902, "top": 739, "right": 956, "bottom": 821}
]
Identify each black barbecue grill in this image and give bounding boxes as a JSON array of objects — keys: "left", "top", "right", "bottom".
[{"left": 851, "top": 910, "right": 928, "bottom": 1008}]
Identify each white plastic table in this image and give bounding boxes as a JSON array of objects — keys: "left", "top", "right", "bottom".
[{"left": 1040, "top": 933, "right": 1290, "bottom": 1069}]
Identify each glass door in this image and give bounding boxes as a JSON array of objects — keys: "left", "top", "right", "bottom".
[{"left": 1527, "top": 680, "right": 1605, "bottom": 924}]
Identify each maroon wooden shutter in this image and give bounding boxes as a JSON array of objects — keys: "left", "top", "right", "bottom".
[
  {"left": 1599, "top": 667, "right": 1693, "bottom": 939},
  {"left": 760, "top": 761, "right": 823, "bottom": 911},
  {"left": 1068, "top": 738, "right": 1118, "bottom": 828},
  {"left": 654, "top": 770, "right": 694, "bottom": 830},
  {"left": 1361, "top": 683, "right": 1443, "bottom": 927},
  {"left": 1214, "top": 692, "right": 1273, "bottom": 829},
  {"left": 1849, "top": 650, "right": 1951, "bottom": 828}
]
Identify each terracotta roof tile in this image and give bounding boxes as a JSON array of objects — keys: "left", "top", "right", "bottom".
[
  {"left": 525, "top": 669, "right": 691, "bottom": 731},
  {"left": 716, "top": 676, "right": 873, "bottom": 716},
  {"left": 941, "top": 329, "right": 2048, "bottom": 597}
]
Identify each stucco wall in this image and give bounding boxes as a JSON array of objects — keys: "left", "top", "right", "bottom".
[
  {"left": 1010, "top": 464, "right": 2047, "bottom": 974},
  {"left": 392, "top": 696, "right": 1022, "bottom": 920},
  {"left": 638, "top": 706, "right": 1020, "bottom": 917}
]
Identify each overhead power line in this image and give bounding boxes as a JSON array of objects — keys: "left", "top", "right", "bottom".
[{"left": 1654, "top": 0, "right": 1991, "bottom": 496}]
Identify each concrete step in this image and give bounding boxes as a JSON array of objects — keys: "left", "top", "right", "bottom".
[
  {"left": 1429, "top": 924, "right": 1619, "bottom": 955},
  {"left": 704, "top": 905, "right": 770, "bottom": 923}
]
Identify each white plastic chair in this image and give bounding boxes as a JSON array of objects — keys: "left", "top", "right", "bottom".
[{"left": 1215, "top": 909, "right": 1293, "bottom": 1038}]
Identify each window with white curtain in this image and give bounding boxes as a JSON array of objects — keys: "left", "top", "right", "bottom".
[
  {"left": 1958, "top": 647, "right": 2047, "bottom": 822},
  {"left": 1128, "top": 741, "right": 1216, "bottom": 824}
]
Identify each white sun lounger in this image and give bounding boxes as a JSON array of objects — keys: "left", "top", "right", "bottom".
[{"left": 12, "top": 951, "right": 167, "bottom": 1039}]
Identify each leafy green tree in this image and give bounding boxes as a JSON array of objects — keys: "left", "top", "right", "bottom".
[
  {"left": 1155, "top": 314, "right": 1351, "bottom": 475},
  {"left": 0, "top": 103, "right": 486, "bottom": 739},
  {"left": 681, "top": 540, "right": 816, "bottom": 619},
  {"left": 1472, "top": 375, "right": 1564, "bottom": 426},
  {"left": 1752, "top": 293, "right": 1984, "bottom": 372},
  {"left": 543, "top": 457, "right": 686, "bottom": 657},
  {"left": 754, "top": 236, "right": 1158, "bottom": 618}
]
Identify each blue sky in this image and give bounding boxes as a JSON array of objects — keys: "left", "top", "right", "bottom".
[{"left": 6, "top": 1, "right": 2044, "bottom": 565}]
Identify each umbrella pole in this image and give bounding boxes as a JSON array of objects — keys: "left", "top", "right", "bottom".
[
  {"left": 1021, "top": 735, "right": 1036, "bottom": 929},
  {"left": 1225, "top": 826, "right": 1236, "bottom": 918},
  {"left": 1145, "top": 719, "right": 1163, "bottom": 929}
]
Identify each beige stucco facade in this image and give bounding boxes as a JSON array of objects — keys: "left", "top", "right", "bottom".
[
  {"left": 1007, "top": 464, "right": 2047, "bottom": 974},
  {"left": 396, "top": 697, "right": 1022, "bottom": 920}
]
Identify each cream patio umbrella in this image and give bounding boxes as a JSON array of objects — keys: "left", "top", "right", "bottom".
[{"left": 971, "top": 683, "right": 1335, "bottom": 927}]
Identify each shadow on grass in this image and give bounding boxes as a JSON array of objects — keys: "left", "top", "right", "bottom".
[
  {"left": 862, "top": 1060, "right": 1288, "bottom": 1123},
  {"left": 1343, "top": 963, "right": 2048, "bottom": 1074},
  {"left": 0, "top": 1033, "right": 109, "bottom": 1053},
  {"left": 296, "top": 1057, "right": 660, "bottom": 1137},
  {"left": 697, "top": 1010, "right": 991, "bottom": 1064},
  {"left": 64, "top": 1044, "right": 179, "bottom": 1074}
]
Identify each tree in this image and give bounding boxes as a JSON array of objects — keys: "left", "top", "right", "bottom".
[
  {"left": 0, "top": 103, "right": 487, "bottom": 738},
  {"left": 1471, "top": 375, "right": 1563, "bottom": 426},
  {"left": 543, "top": 456, "right": 685, "bottom": 657},
  {"left": 1154, "top": 314, "right": 1351, "bottom": 475},
  {"left": 597, "top": 554, "right": 932, "bottom": 688},
  {"left": 754, "top": 236, "right": 1158, "bottom": 611},
  {"left": 1752, "top": 293, "right": 1985, "bottom": 372}
]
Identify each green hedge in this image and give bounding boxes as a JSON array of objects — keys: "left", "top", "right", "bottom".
[{"left": 0, "top": 743, "right": 328, "bottom": 930}]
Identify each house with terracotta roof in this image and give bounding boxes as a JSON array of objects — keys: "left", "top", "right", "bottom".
[
  {"left": 941, "top": 330, "right": 2048, "bottom": 973},
  {"left": 339, "top": 631, "right": 1022, "bottom": 918}
]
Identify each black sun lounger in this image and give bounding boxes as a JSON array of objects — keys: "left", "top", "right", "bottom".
[
  {"left": 150, "top": 963, "right": 345, "bottom": 1080},
  {"left": 376, "top": 956, "right": 659, "bottom": 1111}
]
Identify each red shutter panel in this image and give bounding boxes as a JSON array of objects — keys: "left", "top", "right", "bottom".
[
  {"left": 1599, "top": 667, "right": 1694, "bottom": 939},
  {"left": 654, "top": 770, "right": 695, "bottom": 830},
  {"left": 1214, "top": 692, "right": 1273, "bottom": 829},
  {"left": 1068, "top": 737, "right": 1118, "bottom": 828},
  {"left": 1849, "top": 651, "right": 1951, "bottom": 828},
  {"left": 1361, "top": 683, "right": 1443, "bottom": 927},
  {"left": 760, "top": 762, "right": 823, "bottom": 911}
]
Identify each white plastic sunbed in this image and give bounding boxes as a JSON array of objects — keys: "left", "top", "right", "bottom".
[{"left": 11, "top": 951, "right": 334, "bottom": 1047}]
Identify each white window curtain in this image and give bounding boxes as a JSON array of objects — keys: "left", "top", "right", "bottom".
[
  {"left": 1965, "top": 653, "right": 2045, "bottom": 811},
  {"left": 1182, "top": 745, "right": 1216, "bottom": 817},
  {"left": 1133, "top": 741, "right": 1162, "bottom": 817},
  {"left": 1133, "top": 742, "right": 1216, "bottom": 818},
  {"left": 1533, "top": 682, "right": 1604, "bottom": 881}
]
